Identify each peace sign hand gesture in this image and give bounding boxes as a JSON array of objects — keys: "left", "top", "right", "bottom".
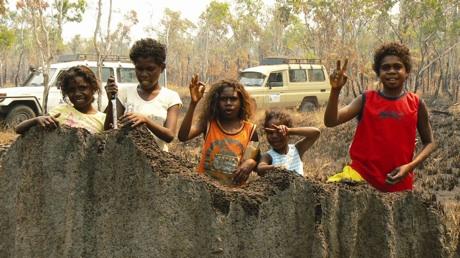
[
  {"left": 189, "top": 74, "right": 206, "bottom": 104},
  {"left": 330, "top": 59, "right": 348, "bottom": 91}
]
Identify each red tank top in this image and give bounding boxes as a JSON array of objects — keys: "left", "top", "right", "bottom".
[{"left": 349, "top": 90, "right": 419, "bottom": 192}]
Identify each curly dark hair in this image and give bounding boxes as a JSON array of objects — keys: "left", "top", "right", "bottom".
[
  {"left": 373, "top": 42, "right": 412, "bottom": 76},
  {"left": 59, "top": 65, "right": 99, "bottom": 99},
  {"left": 129, "top": 38, "right": 166, "bottom": 66},
  {"left": 199, "top": 79, "right": 254, "bottom": 124},
  {"left": 263, "top": 109, "right": 293, "bottom": 128}
]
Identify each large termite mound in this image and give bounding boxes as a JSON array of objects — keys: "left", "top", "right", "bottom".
[{"left": 0, "top": 127, "right": 455, "bottom": 258}]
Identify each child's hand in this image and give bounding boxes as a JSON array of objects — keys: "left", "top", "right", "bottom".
[
  {"left": 36, "top": 113, "right": 60, "bottom": 129},
  {"left": 233, "top": 159, "right": 256, "bottom": 185},
  {"left": 264, "top": 124, "right": 288, "bottom": 137},
  {"left": 385, "top": 164, "right": 412, "bottom": 185},
  {"left": 189, "top": 74, "right": 206, "bottom": 104},
  {"left": 119, "top": 112, "right": 147, "bottom": 128},
  {"left": 105, "top": 75, "right": 117, "bottom": 99},
  {"left": 330, "top": 59, "right": 348, "bottom": 91}
]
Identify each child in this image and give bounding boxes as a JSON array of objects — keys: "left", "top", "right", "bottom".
[
  {"left": 324, "top": 42, "right": 436, "bottom": 192},
  {"left": 257, "top": 110, "right": 320, "bottom": 176},
  {"left": 105, "top": 38, "right": 182, "bottom": 152},
  {"left": 15, "top": 66, "right": 106, "bottom": 134},
  {"left": 178, "top": 75, "right": 259, "bottom": 186}
]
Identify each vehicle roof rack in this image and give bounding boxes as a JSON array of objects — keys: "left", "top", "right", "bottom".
[
  {"left": 261, "top": 57, "right": 322, "bottom": 65},
  {"left": 56, "top": 54, "right": 131, "bottom": 63}
]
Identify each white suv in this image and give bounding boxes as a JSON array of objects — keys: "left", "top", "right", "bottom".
[{"left": 0, "top": 54, "right": 166, "bottom": 127}]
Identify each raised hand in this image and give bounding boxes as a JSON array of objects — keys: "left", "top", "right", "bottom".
[
  {"left": 105, "top": 75, "right": 118, "bottom": 99},
  {"left": 189, "top": 74, "right": 206, "bottom": 104},
  {"left": 330, "top": 59, "right": 348, "bottom": 90},
  {"left": 264, "top": 124, "right": 289, "bottom": 137}
]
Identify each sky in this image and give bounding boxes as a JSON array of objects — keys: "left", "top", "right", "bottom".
[{"left": 62, "top": 0, "right": 275, "bottom": 43}]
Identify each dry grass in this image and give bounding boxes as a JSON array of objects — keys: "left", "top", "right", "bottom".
[
  {"left": 167, "top": 83, "right": 189, "bottom": 98},
  {"left": 0, "top": 129, "right": 17, "bottom": 145}
]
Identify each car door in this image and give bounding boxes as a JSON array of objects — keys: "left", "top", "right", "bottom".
[{"left": 266, "top": 70, "right": 289, "bottom": 108}]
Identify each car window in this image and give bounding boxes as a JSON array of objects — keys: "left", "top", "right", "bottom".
[
  {"left": 308, "top": 69, "right": 325, "bottom": 81},
  {"left": 289, "top": 69, "right": 307, "bottom": 82},
  {"left": 117, "top": 67, "right": 137, "bottom": 83},
  {"left": 22, "top": 68, "right": 57, "bottom": 87},
  {"left": 267, "top": 72, "right": 283, "bottom": 87},
  {"left": 89, "top": 67, "right": 113, "bottom": 82},
  {"left": 53, "top": 70, "right": 66, "bottom": 87},
  {"left": 240, "top": 72, "right": 265, "bottom": 87}
]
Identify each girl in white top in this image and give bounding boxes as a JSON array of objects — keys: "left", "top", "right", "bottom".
[
  {"left": 257, "top": 110, "right": 320, "bottom": 176},
  {"left": 105, "top": 38, "right": 182, "bottom": 151}
]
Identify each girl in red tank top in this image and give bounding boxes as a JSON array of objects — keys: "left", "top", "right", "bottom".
[
  {"left": 324, "top": 42, "right": 436, "bottom": 192},
  {"left": 178, "top": 76, "right": 259, "bottom": 186}
]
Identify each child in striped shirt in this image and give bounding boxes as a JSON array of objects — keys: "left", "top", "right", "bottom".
[{"left": 257, "top": 110, "right": 320, "bottom": 176}]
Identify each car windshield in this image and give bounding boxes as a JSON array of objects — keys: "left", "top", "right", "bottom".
[
  {"left": 22, "top": 68, "right": 57, "bottom": 87},
  {"left": 239, "top": 72, "right": 265, "bottom": 87}
]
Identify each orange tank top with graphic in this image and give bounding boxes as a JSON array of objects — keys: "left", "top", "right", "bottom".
[{"left": 197, "top": 119, "right": 256, "bottom": 184}]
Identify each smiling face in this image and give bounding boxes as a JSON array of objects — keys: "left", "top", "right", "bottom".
[
  {"left": 66, "top": 76, "right": 96, "bottom": 113},
  {"left": 134, "top": 56, "right": 164, "bottom": 91},
  {"left": 265, "top": 118, "right": 288, "bottom": 152},
  {"left": 218, "top": 86, "right": 241, "bottom": 120},
  {"left": 379, "top": 55, "right": 408, "bottom": 91}
]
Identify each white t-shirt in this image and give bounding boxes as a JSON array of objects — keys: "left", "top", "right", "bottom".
[{"left": 118, "top": 85, "right": 182, "bottom": 151}]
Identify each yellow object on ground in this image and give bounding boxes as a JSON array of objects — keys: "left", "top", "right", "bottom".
[{"left": 327, "top": 165, "right": 365, "bottom": 183}]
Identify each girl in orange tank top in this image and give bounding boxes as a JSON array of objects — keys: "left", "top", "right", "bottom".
[{"left": 178, "top": 76, "right": 259, "bottom": 186}]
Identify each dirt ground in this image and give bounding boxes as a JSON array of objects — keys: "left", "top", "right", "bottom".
[{"left": 0, "top": 96, "right": 459, "bottom": 257}]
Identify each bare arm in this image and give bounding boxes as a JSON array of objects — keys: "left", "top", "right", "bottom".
[
  {"left": 257, "top": 153, "right": 274, "bottom": 176},
  {"left": 386, "top": 100, "right": 436, "bottom": 184},
  {"left": 141, "top": 104, "right": 180, "bottom": 143},
  {"left": 292, "top": 127, "right": 321, "bottom": 157},
  {"left": 324, "top": 92, "right": 363, "bottom": 127},
  {"left": 103, "top": 75, "right": 125, "bottom": 130},
  {"left": 178, "top": 74, "right": 206, "bottom": 142},
  {"left": 324, "top": 58, "right": 362, "bottom": 127},
  {"left": 178, "top": 101, "right": 206, "bottom": 141},
  {"left": 233, "top": 131, "right": 260, "bottom": 184},
  {"left": 411, "top": 100, "right": 436, "bottom": 167},
  {"left": 15, "top": 114, "right": 60, "bottom": 134}
]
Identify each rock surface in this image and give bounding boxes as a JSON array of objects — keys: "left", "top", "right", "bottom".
[{"left": 0, "top": 126, "right": 455, "bottom": 257}]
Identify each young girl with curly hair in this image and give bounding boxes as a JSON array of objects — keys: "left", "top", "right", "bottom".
[
  {"left": 178, "top": 75, "right": 259, "bottom": 186},
  {"left": 16, "top": 65, "right": 106, "bottom": 134}
]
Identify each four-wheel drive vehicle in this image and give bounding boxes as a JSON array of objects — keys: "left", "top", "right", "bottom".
[
  {"left": 239, "top": 57, "right": 330, "bottom": 111},
  {"left": 0, "top": 54, "right": 166, "bottom": 127}
]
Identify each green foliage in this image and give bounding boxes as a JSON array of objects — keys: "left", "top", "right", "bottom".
[
  {"left": 0, "top": 25, "right": 16, "bottom": 50},
  {"left": 53, "top": 0, "right": 87, "bottom": 23}
]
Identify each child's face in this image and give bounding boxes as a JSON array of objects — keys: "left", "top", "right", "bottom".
[
  {"left": 66, "top": 76, "right": 95, "bottom": 112},
  {"left": 218, "top": 86, "right": 241, "bottom": 120},
  {"left": 134, "top": 56, "right": 164, "bottom": 91},
  {"left": 379, "top": 55, "right": 408, "bottom": 90},
  {"left": 265, "top": 118, "right": 288, "bottom": 151}
]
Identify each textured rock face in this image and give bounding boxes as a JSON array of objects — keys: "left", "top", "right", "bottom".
[{"left": 0, "top": 127, "right": 455, "bottom": 258}]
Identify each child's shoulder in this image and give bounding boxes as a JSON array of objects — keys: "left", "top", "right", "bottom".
[{"left": 159, "top": 87, "right": 182, "bottom": 103}]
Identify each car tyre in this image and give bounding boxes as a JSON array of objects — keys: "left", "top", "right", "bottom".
[
  {"left": 5, "top": 105, "right": 36, "bottom": 128},
  {"left": 299, "top": 99, "right": 317, "bottom": 112}
]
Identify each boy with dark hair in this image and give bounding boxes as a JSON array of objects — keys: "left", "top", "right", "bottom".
[{"left": 324, "top": 42, "right": 436, "bottom": 192}]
